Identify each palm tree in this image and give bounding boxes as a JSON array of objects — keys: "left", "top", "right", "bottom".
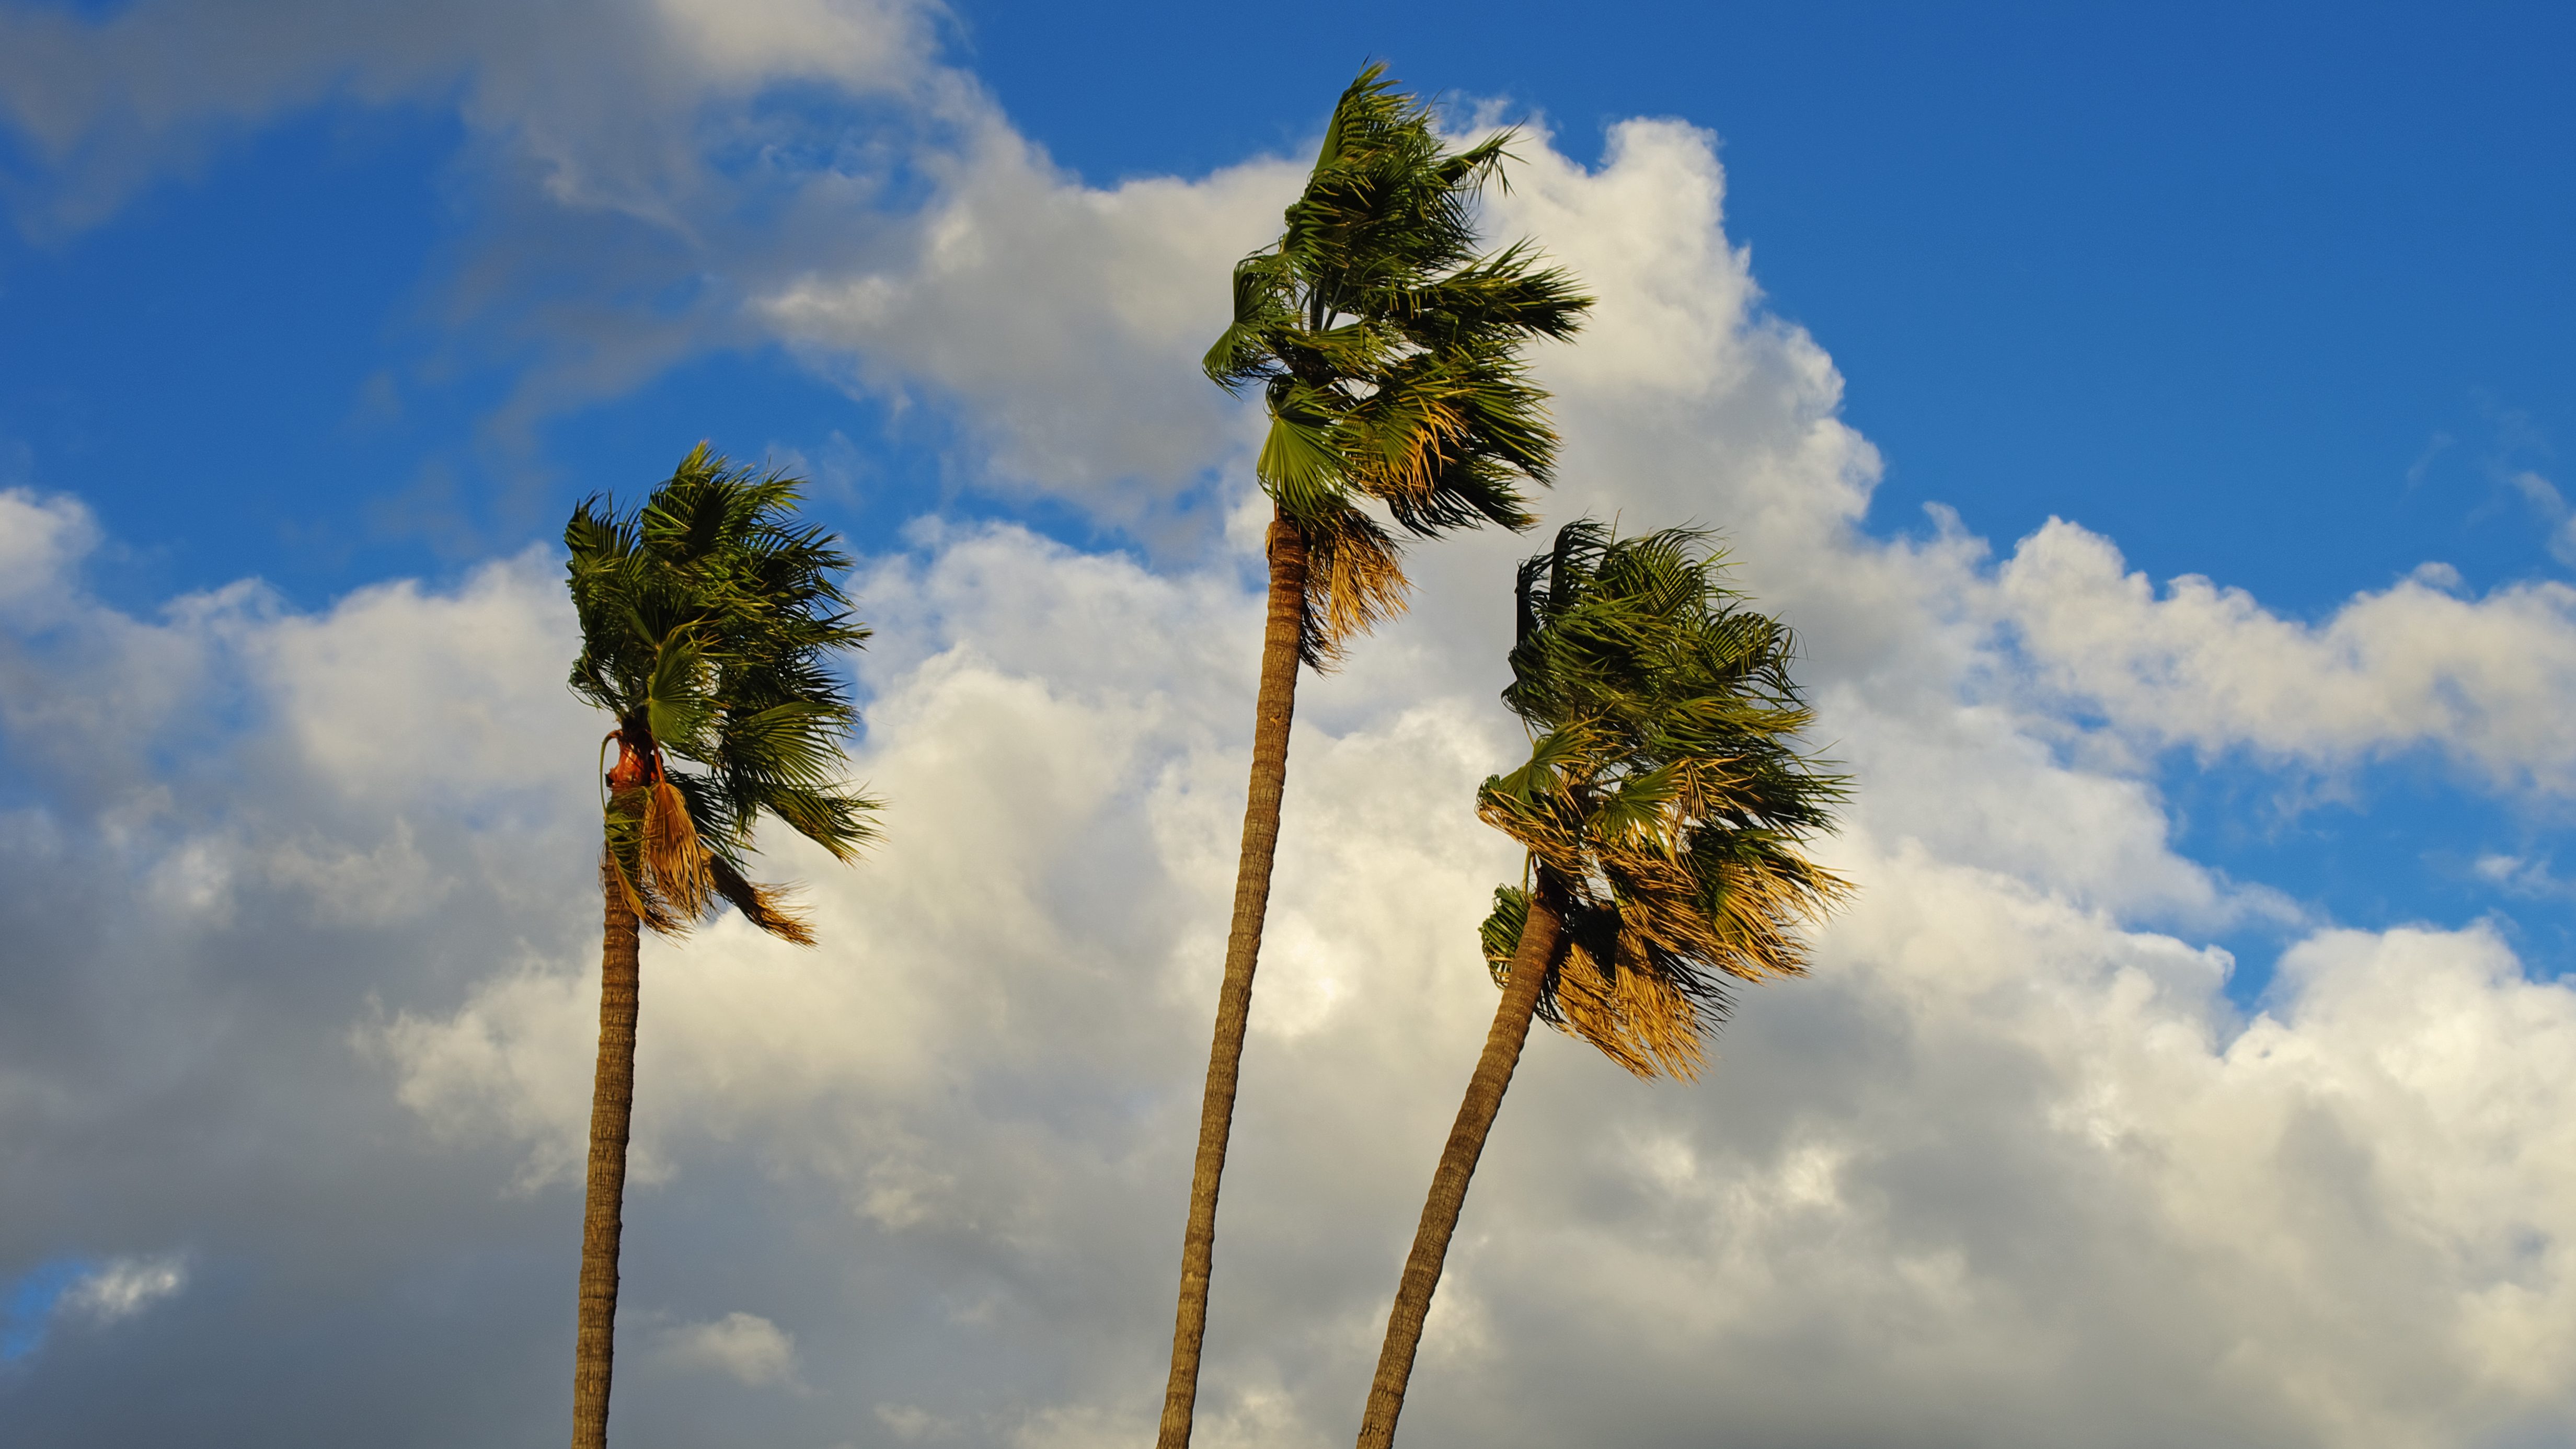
[
  {"left": 560, "top": 445, "right": 879, "bottom": 1449},
  {"left": 1353, "top": 521, "right": 1852, "bottom": 1449},
  {"left": 1158, "top": 66, "right": 1593, "bottom": 1449}
]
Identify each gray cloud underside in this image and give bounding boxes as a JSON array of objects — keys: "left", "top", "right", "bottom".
[{"left": 4, "top": 5, "right": 2576, "bottom": 1448}]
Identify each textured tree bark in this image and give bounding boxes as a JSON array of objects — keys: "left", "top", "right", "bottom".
[
  {"left": 1155, "top": 514, "right": 1310, "bottom": 1449},
  {"left": 1353, "top": 892, "right": 1565, "bottom": 1449},
  {"left": 572, "top": 853, "right": 643, "bottom": 1449}
]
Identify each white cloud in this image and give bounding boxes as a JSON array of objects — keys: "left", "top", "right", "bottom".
[
  {"left": 2472, "top": 853, "right": 2567, "bottom": 898},
  {"left": 3, "top": 1253, "right": 189, "bottom": 1361},
  {"left": 0, "top": 488, "right": 98, "bottom": 618},
  {"left": 657, "top": 1310, "right": 800, "bottom": 1387},
  {"left": 758, "top": 123, "right": 1301, "bottom": 507},
  {"left": 1999, "top": 517, "right": 2576, "bottom": 790},
  {"left": 876, "top": 1402, "right": 957, "bottom": 1440},
  {"left": 0, "top": 0, "right": 950, "bottom": 233},
  {"left": 2509, "top": 470, "right": 2576, "bottom": 567},
  {"left": 57, "top": 1256, "right": 186, "bottom": 1326}
]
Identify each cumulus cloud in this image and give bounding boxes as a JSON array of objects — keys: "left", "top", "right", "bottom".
[
  {"left": 56, "top": 1256, "right": 187, "bottom": 1326},
  {"left": 5, "top": 15, "right": 2576, "bottom": 1449},
  {"left": 758, "top": 126, "right": 1298, "bottom": 504},
  {"left": 657, "top": 1310, "right": 800, "bottom": 1387},
  {"left": 1, "top": 1254, "right": 187, "bottom": 1365},
  {"left": 0, "top": 0, "right": 950, "bottom": 233},
  {"left": 1999, "top": 517, "right": 2576, "bottom": 791},
  {"left": 0, "top": 489, "right": 97, "bottom": 616}
]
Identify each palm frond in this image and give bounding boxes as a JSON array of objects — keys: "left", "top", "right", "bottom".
[
  {"left": 1297, "top": 507, "right": 1409, "bottom": 667},
  {"left": 709, "top": 855, "right": 816, "bottom": 948},
  {"left": 602, "top": 792, "right": 686, "bottom": 937},
  {"left": 641, "top": 778, "right": 715, "bottom": 919}
]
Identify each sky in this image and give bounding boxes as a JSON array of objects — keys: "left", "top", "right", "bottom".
[{"left": 1, "top": 3, "right": 2573, "bottom": 1447}]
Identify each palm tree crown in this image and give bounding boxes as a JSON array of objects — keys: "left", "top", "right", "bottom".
[
  {"left": 1476, "top": 520, "right": 1851, "bottom": 1077},
  {"left": 565, "top": 443, "right": 879, "bottom": 942},
  {"left": 1203, "top": 63, "right": 1593, "bottom": 662}
]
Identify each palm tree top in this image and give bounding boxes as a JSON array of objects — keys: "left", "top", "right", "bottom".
[
  {"left": 1203, "top": 64, "right": 1594, "bottom": 665},
  {"left": 1478, "top": 520, "right": 1851, "bottom": 1079},
  {"left": 565, "top": 444, "right": 879, "bottom": 942}
]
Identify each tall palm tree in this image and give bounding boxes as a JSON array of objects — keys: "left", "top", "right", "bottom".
[
  {"left": 1353, "top": 521, "right": 1852, "bottom": 1449},
  {"left": 1158, "top": 65, "right": 1592, "bottom": 1449},
  {"left": 560, "top": 445, "right": 879, "bottom": 1449}
]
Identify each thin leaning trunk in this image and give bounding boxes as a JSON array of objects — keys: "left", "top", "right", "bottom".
[
  {"left": 1354, "top": 892, "right": 1566, "bottom": 1449},
  {"left": 572, "top": 853, "right": 643, "bottom": 1449},
  {"left": 1156, "top": 514, "right": 1311, "bottom": 1449}
]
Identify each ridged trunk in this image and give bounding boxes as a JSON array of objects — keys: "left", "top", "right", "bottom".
[
  {"left": 1155, "top": 514, "right": 1310, "bottom": 1449},
  {"left": 572, "top": 853, "right": 643, "bottom": 1449},
  {"left": 1353, "top": 891, "right": 1566, "bottom": 1449}
]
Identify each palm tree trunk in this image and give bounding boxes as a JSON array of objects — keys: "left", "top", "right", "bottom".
[
  {"left": 572, "top": 852, "right": 642, "bottom": 1449},
  {"left": 1353, "top": 891, "right": 1566, "bottom": 1449},
  {"left": 1155, "top": 513, "right": 1310, "bottom": 1449}
]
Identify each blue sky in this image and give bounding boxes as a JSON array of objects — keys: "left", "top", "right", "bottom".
[{"left": 4, "top": 5, "right": 2575, "bottom": 1447}]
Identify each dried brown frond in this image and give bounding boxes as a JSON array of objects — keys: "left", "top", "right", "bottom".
[
  {"left": 597, "top": 835, "right": 685, "bottom": 938},
  {"left": 710, "top": 856, "right": 818, "bottom": 947},
  {"left": 1486, "top": 788, "right": 1848, "bottom": 1078},
  {"left": 1706, "top": 855, "right": 1853, "bottom": 983},
  {"left": 641, "top": 779, "right": 714, "bottom": 919},
  {"left": 1298, "top": 510, "right": 1411, "bottom": 667},
  {"left": 1551, "top": 936, "right": 1706, "bottom": 1080}
]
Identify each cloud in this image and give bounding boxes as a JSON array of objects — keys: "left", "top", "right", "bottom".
[
  {"left": 757, "top": 124, "right": 1299, "bottom": 508},
  {"left": 3, "top": 1255, "right": 186, "bottom": 1361},
  {"left": 2473, "top": 853, "right": 2568, "bottom": 899},
  {"left": 1998, "top": 517, "right": 2576, "bottom": 791},
  {"left": 0, "top": 0, "right": 950, "bottom": 234},
  {"left": 657, "top": 1310, "right": 800, "bottom": 1387},
  {"left": 2509, "top": 470, "right": 2576, "bottom": 567},
  {"left": 0, "top": 489, "right": 97, "bottom": 617},
  {"left": 55, "top": 1256, "right": 186, "bottom": 1326}
]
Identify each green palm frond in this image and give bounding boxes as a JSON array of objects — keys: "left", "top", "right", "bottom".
[
  {"left": 567, "top": 444, "right": 880, "bottom": 942},
  {"left": 1477, "top": 520, "right": 1851, "bottom": 1079},
  {"left": 1208, "top": 63, "right": 1595, "bottom": 663}
]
